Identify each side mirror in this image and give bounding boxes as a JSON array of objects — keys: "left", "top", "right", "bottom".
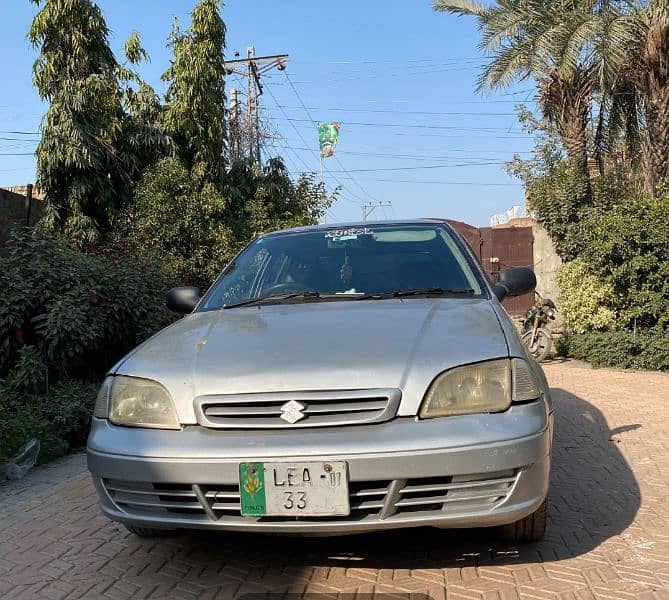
[
  {"left": 493, "top": 267, "right": 536, "bottom": 301},
  {"left": 166, "top": 287, "right": 201, "bottom": 314}
]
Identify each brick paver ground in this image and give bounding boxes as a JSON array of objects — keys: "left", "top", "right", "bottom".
[{"left": 1, "top": 359, "right": 668, "bottom": 599}]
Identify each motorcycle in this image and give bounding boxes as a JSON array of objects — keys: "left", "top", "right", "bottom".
[{"left": 520, "top": 292, "right": 557, "bottom": 362}]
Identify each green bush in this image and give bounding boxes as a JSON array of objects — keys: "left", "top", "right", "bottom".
[
  {"left": 0, "top": 230, "right": 178, "bottom": 467},
  {"left": 578, "top": 195, "right": 669, "bottom": 331},
  {"left": 565, "top": 330, "right": 669, "bottom": 371},
  {"left": 0, "top": 230, "right": 177, "bottom": 380},
  {"left": 556, "top": 258, "right": 617, "bottom": 334},
  {"left": 0, "top": 379, "right": 98, "bottom": 464}
]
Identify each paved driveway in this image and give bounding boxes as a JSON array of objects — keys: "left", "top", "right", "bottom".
[{"left": 1, "top": 360, "right": 668, "bottom": 599}]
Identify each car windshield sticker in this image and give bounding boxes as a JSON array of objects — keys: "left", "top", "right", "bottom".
[{"left": 325, "top": 227, "right": 373, "bottom": 241}]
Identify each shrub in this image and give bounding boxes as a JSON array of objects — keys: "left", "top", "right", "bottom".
[
  {"left": 556, "top": 258, "right": 617, "bottom": 334},
  {"left": 565, "top": 330, "right": 669, "bottom": 371},
  {"left": 0, "top": 230, "right": 177, "bottom": 380},
  {"left": 578, "top": 195, "right": 669, "bottom": 332},
  {"left": 0, "top": 379, "right": 98, "bottom": 465},
  {"left": 0, "top": 230, "right": 178, "bottom": 468}
]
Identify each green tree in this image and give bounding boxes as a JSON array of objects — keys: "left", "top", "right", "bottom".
[
  {"left": 29, "top": 0, "right": 124, "bottom": 243},
  {"left": 433, "top": 0, "right": 596, "bottom": 198},
  {"left": 583, "top": 2, "right": 669, "bottom": 194},
  {"left": 507, "top": 109, "right": 630, "bottom": 259},
  {"left": 162, "top": 0, "right": 227, "bottom": 184},
  {"left": 116, "top": 31, "right": 172, "bottom": 207},
  {"left": 29, "top": 2, "right": 168, "bottom": 243},
  {"left": 120, "top": 157, "right": 334, "bottom": 291}
]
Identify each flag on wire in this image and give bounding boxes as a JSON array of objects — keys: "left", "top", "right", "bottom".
[{"left": 318, "top": 123, "right": 340, "bottom": 158}]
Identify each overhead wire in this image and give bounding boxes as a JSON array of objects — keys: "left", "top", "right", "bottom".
[{"left": 283, "top": 71, "right": 380, "bottom": 205}]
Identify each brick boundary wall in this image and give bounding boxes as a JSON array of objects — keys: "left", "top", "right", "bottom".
[{"left": 0, "top": 188, "right": 44, "bottom": 245}]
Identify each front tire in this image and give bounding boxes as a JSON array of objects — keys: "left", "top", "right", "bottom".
[
  {"left": 497, "top": 499, "right": 547, "bottom": 543},
  {"left": 521, "top": 329, "right": 552, "bottom": 362},
  {"left": 124, "top": 525, "right": 176, "bottom": 538}
]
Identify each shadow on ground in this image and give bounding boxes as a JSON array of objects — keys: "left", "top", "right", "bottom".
[{"left": 143, "top": 387, "right": 641, "bottom": 571}]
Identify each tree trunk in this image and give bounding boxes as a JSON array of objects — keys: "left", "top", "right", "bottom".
[
  {"left": 637, "top": 12, "right": 669, "bottom": 195},
  {"left": 639, "top": 80, "right": 669, "bottom": 195},
  {"left": 540, "top": 69, "right": 594, "bottom": 204}
]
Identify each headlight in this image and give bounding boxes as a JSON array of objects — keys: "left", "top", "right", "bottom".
[
  {"left": 419, "top": 358, "right": 541, "bottom": 418},
  {"left": 103, "top": 376, "right": 180, "bottom": 429},
  {"left": 93, "top": 376, "right": 113, "bottom": 418}
]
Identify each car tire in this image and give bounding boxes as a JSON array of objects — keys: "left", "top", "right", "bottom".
[
  {"left": 497, "top": 499, "right": 547, "bottom": 544},
  {"left": 124, "top": 525, "right": 176, "bottom": 538}
]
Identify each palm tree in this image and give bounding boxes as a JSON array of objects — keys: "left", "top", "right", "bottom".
[
  {"left": 530, "top": 0, "right": 669, "bottom": 194},
  {"left": 434, "top": 0, "right": 597, "bottom": 191},
  {"left": 597, "top": 2, "right": 669, "bottom": 194}
]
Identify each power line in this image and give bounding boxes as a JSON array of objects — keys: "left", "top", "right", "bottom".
[
  {"left": 265, "top": 115, "right": 532, "bottom": 133},
  {"left": 272, "top": 144, "right": 529, "bottom": 162},
  {"left": 317, "top": 162, "right": 508, "bottom": 173},
  {"left": 346, "top": 178, "right": 522, "bottom": 186},
  {"left": 266, "top": 105, "right": 517, "bottom": 117},
  {"left": 0, "top": 131, "right": 40, "bottom": 136},
  {"left": 265, "top": 75, "right": 369, "bottom": 206},
  {"left": 283, "top": 71, "right": 378, "bottom": 204}
]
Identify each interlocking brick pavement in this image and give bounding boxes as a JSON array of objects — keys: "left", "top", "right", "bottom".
[{"left": 1, "top": 359, "right": 668, "bottom": 599}]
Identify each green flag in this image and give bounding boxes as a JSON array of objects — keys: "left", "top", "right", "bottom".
[{"left": 318, "top": 123, "right": 340, "bottom": 158}]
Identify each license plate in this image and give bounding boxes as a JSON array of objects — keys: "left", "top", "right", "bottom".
[{"left": 239, "top": 461, "right": 349, "bottom": 517}]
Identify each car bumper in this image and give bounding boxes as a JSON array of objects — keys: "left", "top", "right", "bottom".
[{"left": 87, "top": 401, "right": 553, "bottom": 534}]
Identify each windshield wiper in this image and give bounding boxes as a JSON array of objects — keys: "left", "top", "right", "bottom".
[
  {"left": 392, "top": 287, "right": 475, "bottom": 298},
  {"left": 222, "top": 291, "right": 320, "bottom": 309},
  {"left": 317, "top": 293, "right": 385, "bottom": 301}
]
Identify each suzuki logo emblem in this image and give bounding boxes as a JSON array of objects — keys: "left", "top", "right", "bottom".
[{"left": 280, "top": 400, "right": 307, "bottom": 424}]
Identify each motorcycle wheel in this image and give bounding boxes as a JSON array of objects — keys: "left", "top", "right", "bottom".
[{"left": 521, "top": 329, "right": 553, "bottom": 362}]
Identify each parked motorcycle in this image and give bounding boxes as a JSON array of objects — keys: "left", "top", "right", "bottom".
[{"left": 520, "top": 292, "right": 557, "bottom": 362}]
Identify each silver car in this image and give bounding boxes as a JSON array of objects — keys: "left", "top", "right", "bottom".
[{"left": 87, "top": 220, "right": 553, "bottom": 542}]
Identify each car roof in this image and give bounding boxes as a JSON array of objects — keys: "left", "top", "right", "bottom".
[{"left": 261, "top": 218, "right": 452, "bottom": 238}]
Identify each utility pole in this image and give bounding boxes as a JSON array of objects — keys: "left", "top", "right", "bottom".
[
  {"left": 25, "top": 184, "right": 33, "bottom": 226},
  {"left": 224, "top": 47, "right": 289, "bottom": 164},
  {"left": 362, "top": 201, "right": 392, "bottom": 222},
  {"left": 229, "top": 88, "right": 241, "bottom": 161}
]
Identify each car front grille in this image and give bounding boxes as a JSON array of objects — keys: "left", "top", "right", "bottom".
[
  {"left": 193, "top": 389, "right": 402, "bottom": 429},
  {"left": 102, "top": 469, "right": 518, "bottom": 525}
]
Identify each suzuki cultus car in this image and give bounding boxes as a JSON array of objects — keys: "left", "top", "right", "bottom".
[{"left": 88, "top": 220, "right": 553, "bottom": 543}]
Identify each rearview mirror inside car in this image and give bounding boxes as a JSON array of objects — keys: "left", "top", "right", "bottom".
[{"left": 493, "top": 267, "right": 536, "bottom": 301}]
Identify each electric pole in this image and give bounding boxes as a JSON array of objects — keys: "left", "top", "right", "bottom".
[
  {"left": 225, "top": 47, "right": 289, "bottom": 164},
  {"left": 229, "top": 88, "right": 241, "bottom": 160},
  {"left": 362, "top": 201, "right": 392, "bottom": 222}
]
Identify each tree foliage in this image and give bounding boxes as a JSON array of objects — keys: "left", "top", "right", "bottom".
[
  {"left": 435, "top": 0, "right": 669, "bottom": 196},
  {"left": 118, "top": 157, "right": 334, "bottom": 291},
  {"left": 162, "top": 0, "right": 227, "bottom": 183},
  {"left": 29, "top": 1, "right": 168, "bottom": 244},
  {"left": 433, "top": 0, "right": 596, "bottom": 195},
  {"left": 29, "top": 0, "right": 123, "bottom": 243}
]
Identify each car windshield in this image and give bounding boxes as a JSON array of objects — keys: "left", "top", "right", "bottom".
[{"left": 199, "top": 224, "right": 484, "bottom": 310}]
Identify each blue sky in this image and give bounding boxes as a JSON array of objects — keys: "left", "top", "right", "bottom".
[{"left": 0, "top": 0, "right": 536, "bottom": 227}]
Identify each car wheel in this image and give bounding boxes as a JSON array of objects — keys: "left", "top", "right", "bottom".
[
  {"left": 497, "top": 499, "right": 547, "bottom": 543},
  {"left": 124, "top": 525, "right": 176, "bottom": 538}
]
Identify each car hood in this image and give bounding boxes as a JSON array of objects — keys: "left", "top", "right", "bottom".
[{"left": 114, "top": 299, "right": 510, "bottom": 423}]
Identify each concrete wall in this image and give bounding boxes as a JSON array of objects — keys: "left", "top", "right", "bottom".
[
  {"left": 0, "top": 188, "right": 44, "bottom": 244},
  {"left": 532, "top": 221, "right": 562, "bottom": 302}
]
